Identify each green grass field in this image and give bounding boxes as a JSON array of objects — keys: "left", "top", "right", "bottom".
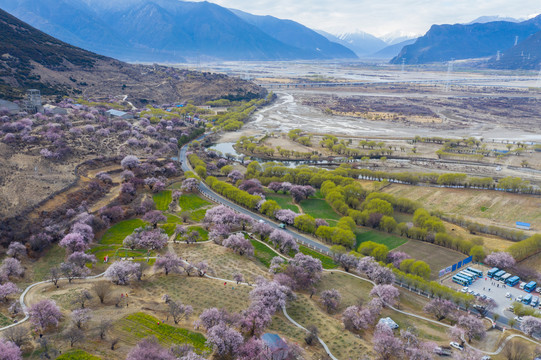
[
  {"left": 187, "top": 226, "right": 209, "bottom": 241},
  {"left": 118, "top": 312, "right": 209, "bottom": 353},
  {"left": 298, "top": 245, "right": 337, "bottom": 269},
  {"left": 30, "top": 245, "right": 66, "bottom": 281},
  {"left": 178, "top": 193, "right": 211, "bottom": 211},
  {"left": 153, "top": 190, "right": 172, "bottom": 211},
  {"left": 100, "top": 219, "right": 146, "bottom": 245},
  {"left": 265, "top": 193, "right": 300, "bottom": 213},
  {"left": 251, "top": 240, "right": 282, "bottom": 268},
  {"left": 190, "top": 208, "right": 207, "bottom": 222},
  {"left": 90, "top": 245, "right": 155, "bottom": 262},
  {"left": 300, "top": 198, "right": 342, "bottom": 221},
  {"left": 56, "top": 350, "right": 101, "bottom": 360},
  {"left": 166, "top": 214, "right": 183, "bottom": 224},
  {"left": 355, "top": 230, "right": 407, "bottom": 250}
]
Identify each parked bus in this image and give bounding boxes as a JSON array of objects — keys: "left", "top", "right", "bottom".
[
  {"left": 493, "top": 270, "right": 506, "bottom": 280},
  {"left": 452, "top": 276, "right": 470, "bottom": 287},
  {"left": 525, "top": 281, "right": 537, "bottom": 293},
  {"left": 487, "top": 268, "right": 499, "bottom": 278},
  {"left": 455, "top": 273, "right": 473, "bottom": 284},
  {"left": 523, "top": 294, "right": 533, "bottom": 305},
  {"left": 461, "top": 270, "right": 478, "bottom": 280},
  {"left": 500, "top": 273, "right": 512, "bottom": 283},
  {"left": 506, "top": 276, "right": 520, "bottom": 287},
  {"left": 466, "top": 267, "right": 483, "bottom": 277}
]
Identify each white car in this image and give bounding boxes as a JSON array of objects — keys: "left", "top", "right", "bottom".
[
  {"left": 481, "top": 356, "right": 491, "bottom": 360},
  {"left": 461, "top": 287, "right": 469, "bottom": 293},
  {"left": 450, "top": 342, "right": 464, "bottom": 351},
  {"left": 517, "top": 295, "right": 523, "bottom": 302},
  {"left": 514, "top": 316, "right": 523, "bottom": 322},
  {"left": 505, "top": 292, "right": 511, "bottom": 298}
]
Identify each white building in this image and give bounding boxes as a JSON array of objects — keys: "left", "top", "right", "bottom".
[
  {"left": 0, "top": 99, "right": 20, "bottom": 114},
  {"left": 106, "top": 109, "right": 133, "bottom": 119},
  {"left": 378, "top": 317, "right": 399, "bottom": 330}
]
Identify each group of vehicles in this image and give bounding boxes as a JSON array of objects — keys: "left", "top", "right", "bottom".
[
  {"left": 451, "top": 267, "right": 484, "bottom": 286},
  {"left": 487, "top": 267, "right": 523, "bottom": 287},
  {"left": 488, "top": 267, "right": 540, "bottom": 306}
]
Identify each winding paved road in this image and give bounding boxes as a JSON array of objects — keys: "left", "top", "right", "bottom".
[{"left": 179, "top": 142, "right": 332, "bottom": 254}]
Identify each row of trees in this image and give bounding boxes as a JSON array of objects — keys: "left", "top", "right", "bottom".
[
  {"left": 206, "top": 176, "right": 261, "bottom": 209},
  {"left": 441, "top": 214, "right": 527, "bottom": 241}
]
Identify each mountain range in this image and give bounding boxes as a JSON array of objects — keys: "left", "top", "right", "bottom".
[
  {"left": 0, "top": 7, "right": 264, "bottom": 104},
  {"left": 0, "top": 0, "right": 356, "bottom": 61},
  {"left": 317, "top": 30, "right": 388, "bottom": 57},
  {"left": 487, "top": 30, "right": 541, "bottom": 70},
  {"left": 391, "top": 15, "right": 541, "bottom": 66}
]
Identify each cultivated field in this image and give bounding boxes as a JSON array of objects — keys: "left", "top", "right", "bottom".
[
  {"left": 394, "top": 240, "right": 467, "bottom": 279},
  {"left": 383, "top": 183, "right": 541, "bottom": 230}
]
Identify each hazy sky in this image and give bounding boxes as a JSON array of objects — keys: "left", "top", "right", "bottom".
[{"left": 195, "top": 0, "right": 540, "bottom": 37}]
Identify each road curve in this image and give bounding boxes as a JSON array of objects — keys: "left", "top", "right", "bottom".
[{"left": 179, "top": 141, "right": 332, "bottom": 254}]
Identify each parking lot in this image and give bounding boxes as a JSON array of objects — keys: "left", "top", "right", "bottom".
[{"left": 460, "top": 276, "right": 539, "bottom": 319}]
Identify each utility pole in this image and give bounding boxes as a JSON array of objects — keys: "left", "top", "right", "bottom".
[{"left": 444, "top": 59, "right": 454, "bottom": 92}]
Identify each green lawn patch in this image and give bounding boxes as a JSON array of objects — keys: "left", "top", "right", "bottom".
[
  {"left": 153, "top": 190, "right": 172, "bottom": 211},
  {"left": 265, "top": 193, "right": 300, "bottom": 213},
  {"left": 120, "top": 312, "right": 209, "bottom": 353},
  {"left": 299, "top": 245, "right": 338, "bottom": 269},
  {"left": 187, "top": 226, "right": 209, "bottom": 241},
  {"left": 251, "top": 240, "right": 281, "bottom": 268},
  {"left": 56, "top": 350, "right": 101, "bottom": 360},
  {"left": 100, "top": 219, "right": 146, "bottom": 245},
  {"left": 166, "top": 214, "right": 183, "bottom": 224},
  {"left": 299, "top": 198, "right": 342, "bottom": 221},
  {"left": 0, "top": 312, "right": 12, "bottom": 327},
  {"left": 90, "top": 245, "right": 155, "bottom": 262},
  {"left": 30, "top": 245, "right": 66, "bottom": 282},
  {"left": 178, "top": 193, "right": 211, "bottom": 211},
  {"left": 161, "top": 223, "right": 176, "bottom": 237},
  {"left": 355, "top": 230, "right": 407, "bottom": 250},
  {"left": 190, "top": 208, "right": 207, "bottom": 222}
]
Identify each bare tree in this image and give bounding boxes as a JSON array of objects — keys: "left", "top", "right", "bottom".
[
  {"left": 3, "top": 325, "right": 29, "bottom": 347},
  {"left": 97, "top": 319, "right": 113, "bottom": 340},
  {"left": 168, "top": 300, "right": 193, "bottom": 324},
  {"left": 92, "top": 281, "right": 111, "bottom": 304},
  {"left": 49, "top": 267, "right": 61, "bottom": 288},
  {"left": 63, "top": 327, "right": 85, "bottom": 347},
  {"left": 111, "top": 338, "right": 119, "bottom": 350},
  {"left": 304, "top": 325, "right": 319, "bottom": 346},
  {"left": 135, "top": 262, "right": 148, "bottom": 281},
  {"left": 37, "top": 336, "right": 59, "bottom": 359},
  {"left": 72, "top": 290, "right": 93, "bottom": 308},
  {"left": 503, "top": 340, "right": 529, "bottom": 360}
]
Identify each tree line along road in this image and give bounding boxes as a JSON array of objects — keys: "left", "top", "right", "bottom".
[{"left": 178, "top": 140, "right": 332, "bottom": 254}]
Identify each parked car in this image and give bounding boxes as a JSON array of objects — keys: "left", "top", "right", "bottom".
[
  {"left": 514, "top": 316, "right": 523, "bottom": 322},
  {"left": 481, "top": 356, "right": 491, "bottom": 360},
  {"left": 450, "top": 342, "right": 464, "bottom": 351},
  {"left": 433, "top": 346, "right": 452, "bottom": 356},
  {"left": 461, "top": 287, "right": 469, "bottom": 293},
  {"left": 520, "top": 282, "right": 526, "bottom": 290},
  {"left": 517, "top": 295, "right": 523, "bottom": 302}
]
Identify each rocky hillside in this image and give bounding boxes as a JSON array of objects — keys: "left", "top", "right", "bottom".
[
  {"left": 1, "top": 0, "right": 355, "bottom": 61},
  {"left": 391, "top": 15, "right": 541, "bottom": 64},
  {"left": 0, "top": 8, "right": 265, "bottom": 104},
  {"left": 487, "top": 30, "right": 541, "bottom": 70}
]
